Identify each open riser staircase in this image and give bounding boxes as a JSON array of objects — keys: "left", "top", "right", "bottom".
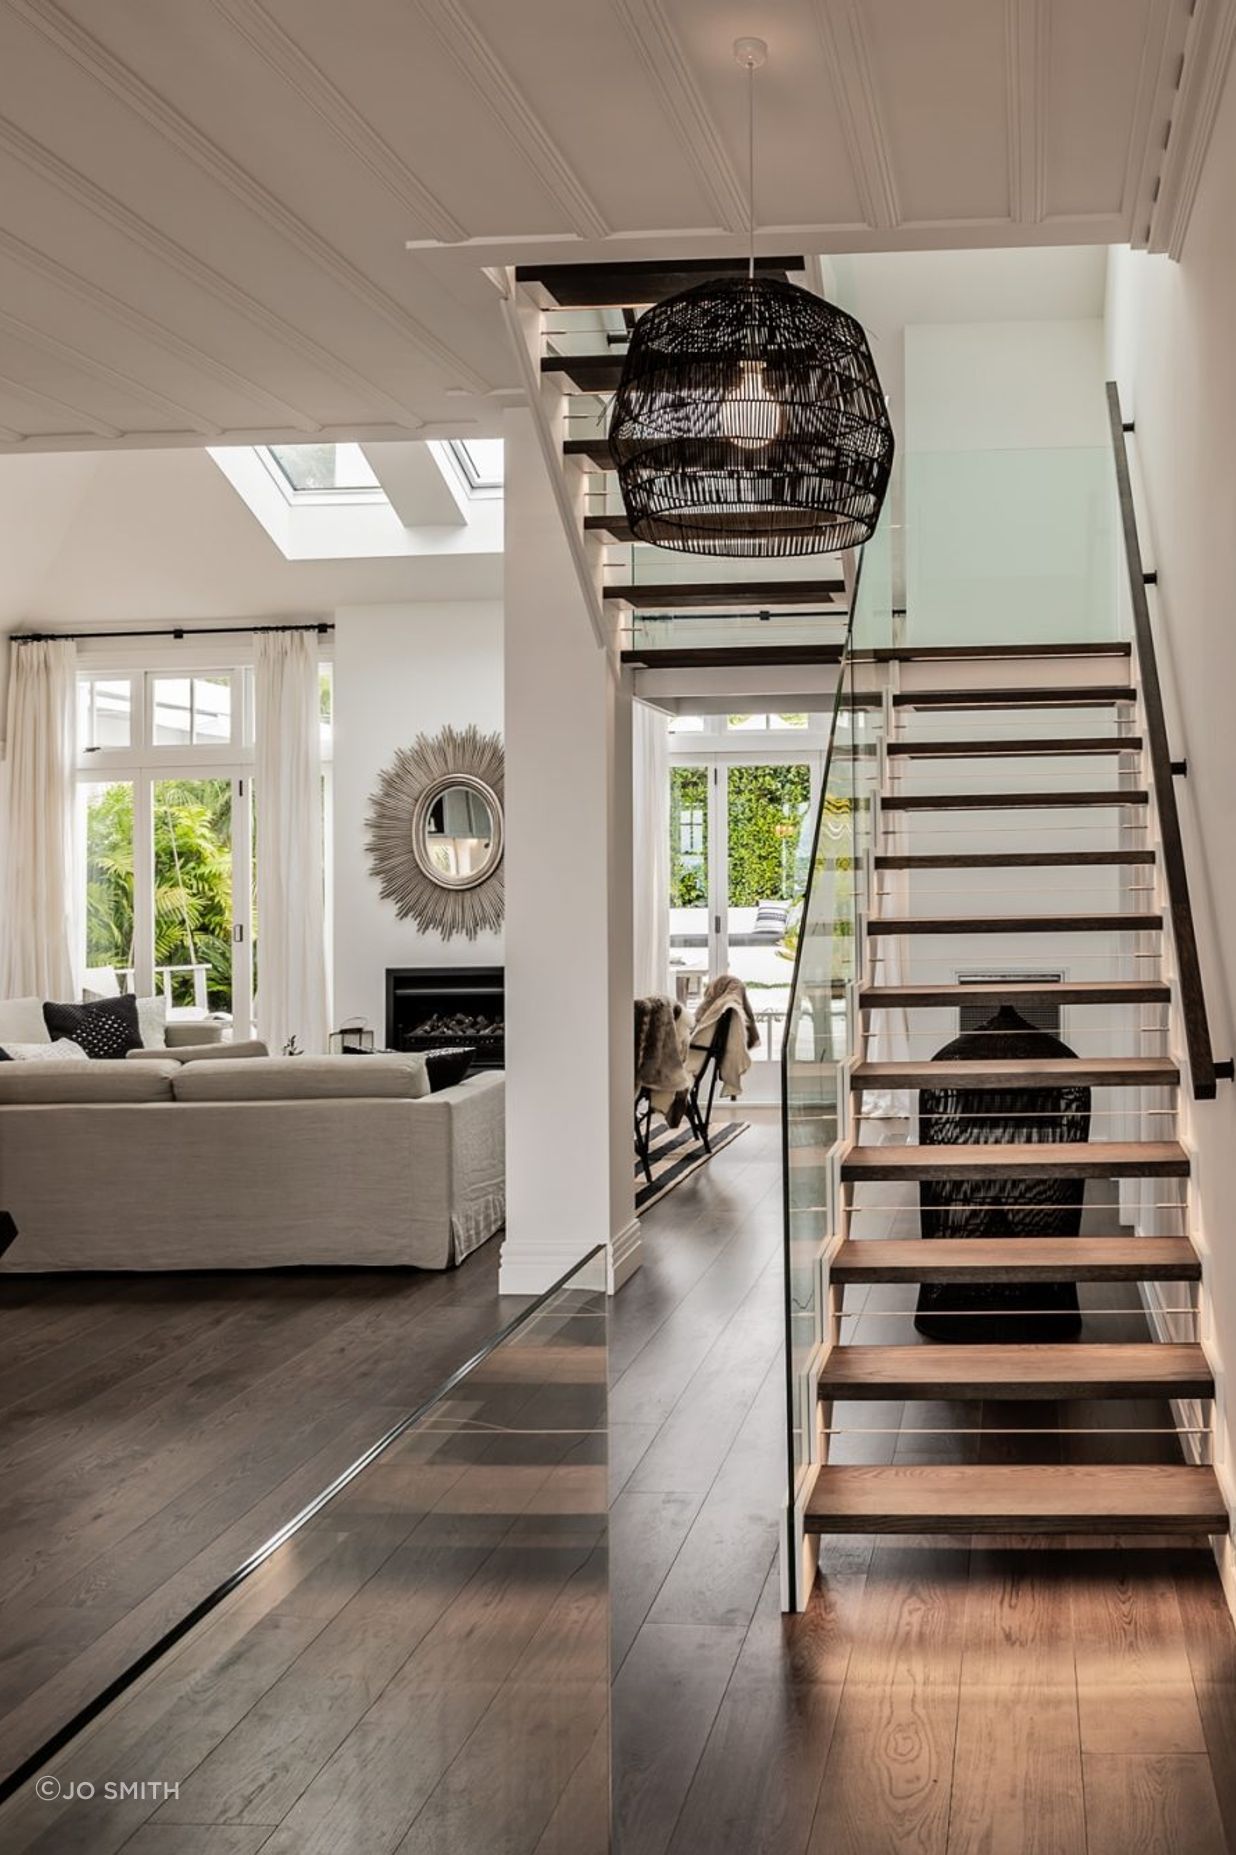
[
  {"left": 499, "top": 267, "right": 1233, "bottom": 1598},
  {"left": 804, "top": 643, "right": 1228, "bottom": 1545}
]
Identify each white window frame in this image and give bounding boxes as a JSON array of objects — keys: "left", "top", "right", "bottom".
[
  {"left": 670, "top": 732, "right": 825, "bottom": 1053},
  {"left": 75, "top": 647, "right": 334, "bottom": 1039}
]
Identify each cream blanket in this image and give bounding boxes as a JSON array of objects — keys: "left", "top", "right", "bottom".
[{"left": 687, "top": 974, "right": 760, "bottom": 1100}]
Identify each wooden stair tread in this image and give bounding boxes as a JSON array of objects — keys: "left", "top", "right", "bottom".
[
  {"left": 840, "top": 1140, "right": 1189, "bottom": 1180},
  {"left": 817, "top": 1341, "right": 1211, "bottom": 1400},
  {"left": 585, "top": 511, "right": 637, "bottom": 542},
  {"left": 830, "top": 1235, "right": 1199, "bottom": 1283},
  {"left": 620, "top": 644, "right": 845, "bottom": 669},
  {"left": 852, "top": 1056, "right": 1179, "bottom": 1087},
  {"left": 893, "top": 685, "right": 1134, "bottom": 708},
  {"left": 604, "top": 578, "right": 845, "bottom": 609},
  {"left": 866, "top": 912, "right": 1161, "bottom": 935},
  {"left": 542, "top": 353, "right": 622, "bottom": 392},
  {"left": 805, "top": 1464, "right": 1226, "bottom": 1534},
  {"left": 875, "top": 850, "right": 1156, "bottom": 868},
  {"left": 870, "top": 642, "right": 1132, "bottom": 662},
  {"left": 882, "top": 788, "right": 1148, "bottom": 809},
  {"left": 887, "top": 736, "right": 1143, "bottom": 758},
  {"left": 565, "top": 437, "right": 617, "bottom": 471},
  {"left": 860, "top": 979, "right": 1170, "bottom": 1008},
  {"left": 517, "top": 254, "right": 801, "bottom": 308}
]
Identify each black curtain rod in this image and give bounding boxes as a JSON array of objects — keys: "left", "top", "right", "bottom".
[{"left": 9, "top": 620, "right": 333, "bottom": 645}]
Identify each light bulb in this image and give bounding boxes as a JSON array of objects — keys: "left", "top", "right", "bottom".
[{"left": 719, "top": 359, "right": 785, "bottom": 452}]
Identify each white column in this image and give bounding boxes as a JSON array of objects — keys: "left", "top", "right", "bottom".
[{"left": 500, "top": 406, "right": 640, "bottom": 1296}]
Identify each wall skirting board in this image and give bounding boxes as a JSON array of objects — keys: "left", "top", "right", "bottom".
[
  {"left": 498, "top": 1222, "right": 641, "bottom": 1299},
  {"left": 608, "top": 1218, "right": 643, "bottom": 1293}
]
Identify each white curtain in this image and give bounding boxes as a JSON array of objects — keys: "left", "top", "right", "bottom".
[
  {"left": 0, "top": 638, "right": 77, "bottom": 1000},
  {"left": 633, "top": 699, "right": 670, "bottom": 998},
  {"left": 253, "top": 631, "right": 329, "bottom": 1054}
]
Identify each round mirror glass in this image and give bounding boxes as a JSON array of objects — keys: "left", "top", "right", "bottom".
[{"left": 415, "top": 778, "right": 501, "bottom": 889}]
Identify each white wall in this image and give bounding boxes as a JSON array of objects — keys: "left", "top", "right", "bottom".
[
  {"left": 1104, "top": 57, "right": 1236, "bottom": 1599},
  {"left": 331, "top": 601, "right": 503, "bottom": 1037},
  {"left": 903, "top": 318, "right": 1115, "bottom": 643},
  {"left": 500, "top": 406, "right": 636, "bottom": 1296}
]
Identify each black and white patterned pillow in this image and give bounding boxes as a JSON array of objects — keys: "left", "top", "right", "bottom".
[{"left": 43, "top": 994, "right": 143, "bottom": 1060}]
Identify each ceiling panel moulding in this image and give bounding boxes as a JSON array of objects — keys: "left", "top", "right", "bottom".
[{"left": 5, "top": 0, "right": 489, "bottom": 390}]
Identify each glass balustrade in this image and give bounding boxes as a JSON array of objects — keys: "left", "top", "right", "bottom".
[
  {"left": 780, "top": 511, "right": 891, "bottom": 1609},
  {"left": 0, "top": 1251, "right": 610, "bottom": 1853}
]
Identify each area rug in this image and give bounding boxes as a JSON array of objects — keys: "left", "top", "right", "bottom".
[{"left": 635, "top": 1119, "right": 749, "bottom": 1214}]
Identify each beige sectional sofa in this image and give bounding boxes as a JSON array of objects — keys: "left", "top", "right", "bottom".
[{"left": 0, "top": 1054, "right": 505, "bottom": 1272}]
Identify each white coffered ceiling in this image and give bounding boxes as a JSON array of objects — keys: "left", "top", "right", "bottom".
[{"left": 0, "top": 0, "right": 1228, "bottom": 456}]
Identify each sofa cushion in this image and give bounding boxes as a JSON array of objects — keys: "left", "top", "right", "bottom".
[
  {"left": 0, "top": 1058, "right": 179, "bottom": 1104},
  {"left": 164, "top": 1020, "right": 226, "bottom": 1048},
  {"left": 0, "top": 997, "right": 49, "bottom": 1044},
  {"left": 127, "top": 1039, "right": 269, "bottom": 1065},
  {"left": 44, "top": 994, "right": 143, "bottom": 1060},
  {"left": 172, "top": 1053, "right": 430, "bottom": 1103}
]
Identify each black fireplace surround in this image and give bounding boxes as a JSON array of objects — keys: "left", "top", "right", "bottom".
[{"left": 385, "top": 967, "right": 505, "bottom": 1071}]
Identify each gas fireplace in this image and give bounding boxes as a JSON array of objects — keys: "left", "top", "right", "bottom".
[{"left": 385, "top": 967, "right": 505, "bottom": 1071}]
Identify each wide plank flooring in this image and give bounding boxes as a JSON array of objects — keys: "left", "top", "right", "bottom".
[
  {"left": 0, "top": 1247, "right": 528, "bottom": 1785},
  {"left": 611, "top": 1115, "right": 1236, "bottom": 1855},
  {"left": 4, "top": 1115, "right": 1236, "bottom": 1850}
]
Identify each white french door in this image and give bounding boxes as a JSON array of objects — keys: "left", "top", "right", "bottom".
[
  {"left": 671, "top": 748, "right": 823, "bottom": 1103},
  {"left": 126, "top": 764, "right": 252, "bottom": 1031}
]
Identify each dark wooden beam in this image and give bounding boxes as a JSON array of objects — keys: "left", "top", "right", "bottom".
[{"left": 516, "top": 255, "right": 803, "bottom": 308}]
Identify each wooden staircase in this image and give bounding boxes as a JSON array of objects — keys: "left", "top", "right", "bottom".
[{"left": 807, "top": 651, "right": 1227, "bottom": 1541}]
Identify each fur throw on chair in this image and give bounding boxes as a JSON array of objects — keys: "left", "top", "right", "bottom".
[
  {"left": 635, "top": 995, "right": 690, "bottom": 1114},
  {"left": 689, "top": 974, "right": 760, "bottom": 1099}
]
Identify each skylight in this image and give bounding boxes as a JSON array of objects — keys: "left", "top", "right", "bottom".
[
  {"left": 265, "top": 443, "right": 380, "bottom": 495},
  {"left": 448, "top": 439, "right": 504, "bottom": 491}
]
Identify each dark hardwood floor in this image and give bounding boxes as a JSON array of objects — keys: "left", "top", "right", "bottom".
[
  {"left": 610, "top": 1113, "right": 1236, "bottom": 1855},
  {"left": 2, "top": 1114, "right": 1236, "bottom": 1850},
  {"left": 0, "top": 1246, "right": 529, "bottom": 1786}
]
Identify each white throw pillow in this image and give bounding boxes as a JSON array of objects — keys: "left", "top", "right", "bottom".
[
  {"left": 135, "top": 994, "right": 168, "bottom": 1049},
  {"left": 0, "top": 997, "right": 49, "bottom": 1044},
  {"left": 0, "top": 1038, "right": 88, "bottom": 1062}
]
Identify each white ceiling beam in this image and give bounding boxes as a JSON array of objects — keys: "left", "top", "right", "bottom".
[
  {"left": 3, "top": 0, "right": 489, "bottom": 390},
  {"left": 0, "top": 112, "right": 428, "bottom": 432},
  {"left": 361, "top": 441, "right": 470, "bottom": 527},
  {"left": 1118, "top": 0, "right": 1181, "bottom": 245},
  {"left": 203, "top": 0, "right": 468, "bottom": 245},
  {"left": 1005, "top": 0, "right": 1049, "bottom": 225},
  {"left": 808, "top": 0, "right": 901, "bottom": 233},
  {"left": 1147, "top": 0, "right": 1236, "bottom": 257},
  {"left": 0, "top": 222, "right": 320, "bottom": 433},
  {"left": 608, "top": 0, "right": 748, "bottom": 234},
  {"left": 0, "top": 303, "right": 221, "bottom": 434},
  {"left": 410, "top": 0, "right": 610, "bottom": 241},
  {"left": 0, "top": 370, "right": 121, "bottom": 439}
]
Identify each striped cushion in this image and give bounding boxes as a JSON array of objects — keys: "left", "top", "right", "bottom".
[{"left": 753, "top": 901, "right": 790, "bottom": 936}]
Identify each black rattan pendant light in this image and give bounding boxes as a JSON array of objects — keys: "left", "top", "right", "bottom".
[{"left": 608, "top": 38, "right": 894, "bottom": 559}]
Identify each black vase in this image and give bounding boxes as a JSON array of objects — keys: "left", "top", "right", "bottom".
[{"left": 915, "top": 1005, "right": 1090, "bottom": 1343}]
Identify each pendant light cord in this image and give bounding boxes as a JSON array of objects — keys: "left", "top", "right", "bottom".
[{"left": 747, "top": 56, "right": 755, "bottom": 280}]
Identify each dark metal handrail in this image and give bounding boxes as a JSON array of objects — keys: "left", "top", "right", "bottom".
[{"left": 1106, "top": 380, "right": 1229, "bottom": 1099}]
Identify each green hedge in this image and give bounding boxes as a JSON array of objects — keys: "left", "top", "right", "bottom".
[{"left": 669, "top": 763, "right": 811, "bottom": 908}]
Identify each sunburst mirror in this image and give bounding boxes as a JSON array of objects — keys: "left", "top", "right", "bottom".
[{"left": 365, "top": 725, "right": 504, "bottom": 938}]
